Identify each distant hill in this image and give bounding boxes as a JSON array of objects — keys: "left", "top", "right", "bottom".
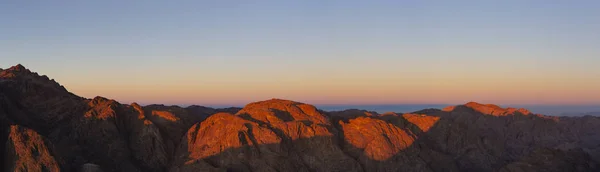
[
  {"left": 1, "top": 64, "right": 599, "bottom": 172},
  {"left": 560, "top": 112, "right": 600, "bottom": 116}
]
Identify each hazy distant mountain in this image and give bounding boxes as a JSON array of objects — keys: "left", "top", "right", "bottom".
[
  {"left": 1, "top": 64, "right": 599, "bottom": 172},
  {"left": 560, "top": 112, "right": 600, "bottom": 116}
]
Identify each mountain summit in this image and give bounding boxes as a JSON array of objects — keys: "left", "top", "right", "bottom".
[
  {"left": 443, "top": 102, "right": 532, "bottom": 116},
  {"left": 0, "top": 64, "right": 599, "bottom": 172}
]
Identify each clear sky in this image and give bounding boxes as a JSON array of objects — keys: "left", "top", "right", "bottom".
[{"left": 1, "top": 0, "right": 599, "bottom": 106}]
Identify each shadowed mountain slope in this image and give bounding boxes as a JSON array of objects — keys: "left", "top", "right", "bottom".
[{"left": 1, "top": 64, "right": 599, "bottom": 172}]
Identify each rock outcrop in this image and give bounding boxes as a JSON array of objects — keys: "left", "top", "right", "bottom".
[
  {"left": 173, "top": 99, "right": 362, "bottom": 172},
  {"left": 1, "top": 64, "right": 599, "bottom": 172},
  {"left": 4, "top": 125, "right": 60, "bottom": 172},
  {"left": 117, "top": 103, "right": 168, "bottom": 172},
  {"left": 442, "top": 102, "right": 532, "bottom": 116}
]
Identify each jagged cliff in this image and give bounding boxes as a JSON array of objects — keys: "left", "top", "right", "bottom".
[{"left": 1, "top": 64, "right": 599, "bottom": 172}]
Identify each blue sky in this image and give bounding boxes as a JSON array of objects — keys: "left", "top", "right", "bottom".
[{"left": 1, "top": 0, "right": 599, "bottom": 105}]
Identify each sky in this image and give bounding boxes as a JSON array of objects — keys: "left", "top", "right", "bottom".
[{"left": 1, "top": 0, "right": 600, "bottom": 106}]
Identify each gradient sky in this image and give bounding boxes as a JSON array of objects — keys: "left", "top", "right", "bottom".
[{"left": 1, "top": 0, "right": 599, "bottom": 106}]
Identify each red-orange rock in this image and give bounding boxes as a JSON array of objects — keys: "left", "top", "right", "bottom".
[
  {"left": 151, "top": 110, "right": 180, "bottom": 122},
  {"left": 402, "top": 113, "right": 440, "bottom": 132},
  {"left": 5, "top": 125, "right": 60, "bottom": 172},
  {"left": 171, "top": 112, "right": 291, "bottom": 172},
  {"left": 236, "top": 99, "right": 329, "bottom": 125},
  {"left": 339, "top": 117, "right": 415, "bottom": 161},
  {"left": 464, "top": 102, "right": 533, "bottom": 116},
  {"left": 175, "top": 100, "right": 362, "bottom": 172},
  {"left": 186, "top": 113, "right": 281, "bottom": 161}
]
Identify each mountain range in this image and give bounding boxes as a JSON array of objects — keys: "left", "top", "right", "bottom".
[{"left": 1, "top": 64, "right": 599, "bottom": 172}]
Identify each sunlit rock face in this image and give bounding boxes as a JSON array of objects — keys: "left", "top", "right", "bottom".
[
  {"left": 232, "top": 99, "right": 362, "bottom": 171},
  {"left": 401, "top": 113, "right": 440, "bottom": 132},
  {"left": 443, "top": 102, "right": 532, "bottom": 116},
  {"left": 143, "top": 104, "right": 238, "bottom": 159},
  {"left": 5, "top": 125, "right": 60, "bottom": 172},
  {"left": 1, "top": 64, "right": 600, "bottom": 172},
  {"left": 173, "top": 99, "right": 362, "bottom": 172},
  {"left": 339, "top": 116, "right": 415, "bottom": 161},
  {"left": 171, "top": 113, "right": 283, "bottom": 172}
]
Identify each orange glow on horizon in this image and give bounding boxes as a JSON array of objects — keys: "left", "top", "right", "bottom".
[{"left": 56, "top": 66, "right": 599, "bottom": 106}]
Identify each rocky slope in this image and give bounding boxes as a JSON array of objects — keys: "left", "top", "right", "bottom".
[{"left": 1, "top": 64, "right": 599, "bottom": 172}]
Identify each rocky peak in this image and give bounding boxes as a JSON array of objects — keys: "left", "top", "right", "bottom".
[
  {"left": 84, "top": 96, "right": 120, "bottom": 120},
  {"left": 443, "top": 102, "right": 533, "bottom": 116},
  {"left": 236, "top": 98, "right": 330, "bottom": 125},
  {"left": 177, "top": 100, "right": 363, "bottom": 172},
  {"left": 338, "top": 116, "right": 417, "bottom": 161},
  {"left": 1, "top": 64, "right": 32, "bottom": 78},
  {"left": 401, "top": 113, "right": 440, "bottom": 132},
  {"left": 88, "top": 96, "right": 116, "bottom": 106},
  {"left": 130, "top": 102, "right": 143, "bottom": 110},
  {"left": 0, "top": 65, "right": 84, "bottom": 132},
  {"left": 0, "top": 64, "right": 70, "bottom": 96},
  {"left": 9, "top": 64, "right": 27, "bottom": 71}
]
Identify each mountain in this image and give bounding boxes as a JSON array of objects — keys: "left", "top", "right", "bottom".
[
  {"left": 560, "top": 112, "right": 600, "bottom": 116},
  {"left": 1, "top": 64, "right": 599, "bottom": 172}
]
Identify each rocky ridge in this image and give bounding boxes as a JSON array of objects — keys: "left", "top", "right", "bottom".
[{"left": 0, "top": 64, "right": 599, "bottom": 172}]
